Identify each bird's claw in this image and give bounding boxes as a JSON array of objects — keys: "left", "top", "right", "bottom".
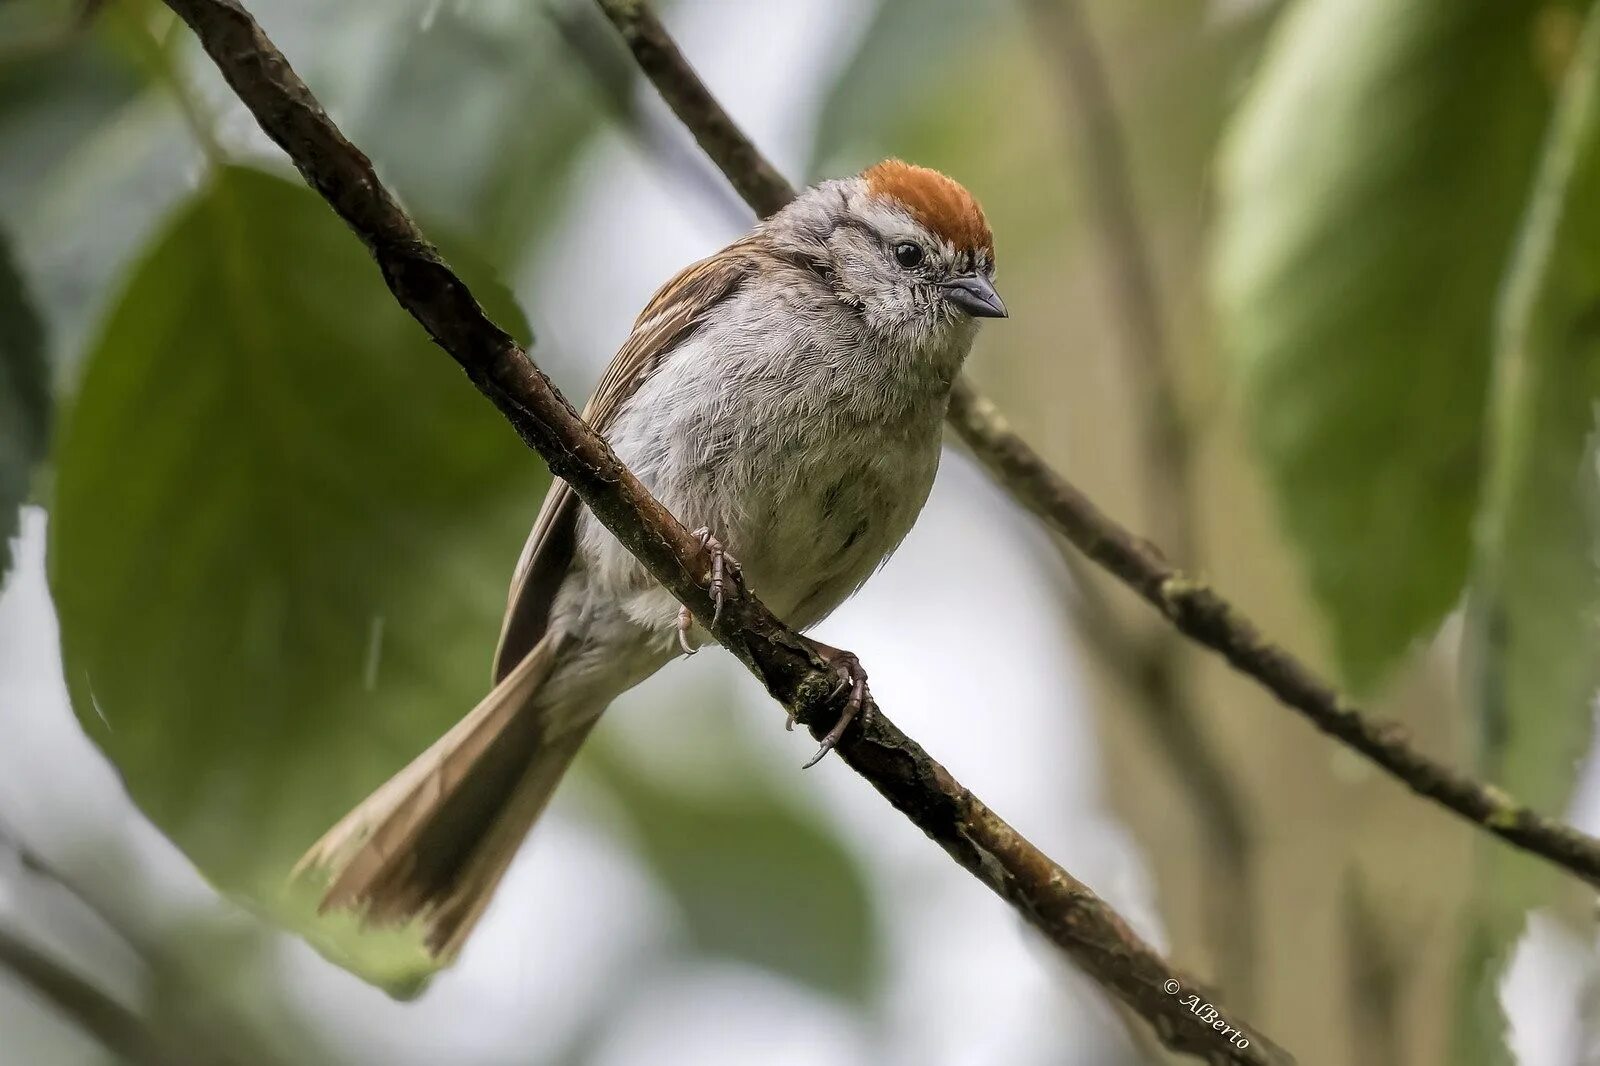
[
  {"left": 801, "top": 647, "right": 872, "bottom": 768},
  {"left": 677, "top": 527, "right": 741, "bottom": 656},
  {"left": 677, "top": 605, "right": 697, "bottom": 655}
]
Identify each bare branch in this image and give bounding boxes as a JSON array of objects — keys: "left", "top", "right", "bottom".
[
  {"left": 591, "top": 0, "right": 791, "bottom": 218},
  {"left": 158, "top": 0, "right": 1286, "bottom": 1061},
  {"left": 944, "top": 381, "right": 1600, "bottom": 889}
]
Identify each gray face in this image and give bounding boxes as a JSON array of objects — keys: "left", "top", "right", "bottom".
[
  {"left": 761, "top": 179, "right": 1006, "bottom": 348},
  {"left": 824, "top": 202, "right": 1004, "bottom": 342}
]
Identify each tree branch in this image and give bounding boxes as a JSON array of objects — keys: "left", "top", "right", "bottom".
[
  {"left": 943, "top": 382, "right": 1600, "bottom": 888},
  {"left": 159, "top": 0, "right": 1285, "bottom": 1061},
  {"left": 586, "top": 0, "right": 1600, "bottom": 899},
  {"left": 591, "top": 0, "right": 791, "bottom": 218}
]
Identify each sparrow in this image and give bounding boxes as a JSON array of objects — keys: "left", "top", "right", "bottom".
[{"left": 295, "top": 160, "right": 1006, "bottom": 962}]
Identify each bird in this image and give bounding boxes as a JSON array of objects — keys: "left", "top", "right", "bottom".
[{"left": 294, "top": 159, "right": 1006, "bottom": 962}]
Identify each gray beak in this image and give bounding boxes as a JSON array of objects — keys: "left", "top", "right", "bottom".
[{"left": 941, "top": 275, "right": 1008, "bottom": 319}]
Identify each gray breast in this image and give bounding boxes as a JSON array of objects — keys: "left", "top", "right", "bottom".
[{"left": 593, "top": 290, "right": 958, "bottom": 629}]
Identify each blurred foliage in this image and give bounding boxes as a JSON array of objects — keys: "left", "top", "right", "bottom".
[
  {"left": 49, "top": 163, "right": 546, "bottom": 989},
  {"left": 1474, "top": 0, "right": 1600, "bottom": 858},
  {"left": 332, "top": 1, "right": 610, "bottom": 269},
  {"left": 0, "top": 228, "right": 48, "bottom": 584},
  {"left": 0, "top": 0, "right": 147, "bottom": 216},
  {"left": 809, "top": 0, "right": 991, "bottom": 180},
  {"left": 1457, "top": 6, "right": 1600, "bottom": 1062},
  {"left": 1214, "top": 0, "right": 1563, "bottom": 691},
  {"left": 0, "top": 0, "right": 197, "bottom": 374},
  {"left": 590, "top": 743, "right": 880, "bottom": 1002},
  {"left": 1216, "top": 5, "right": 1600, "bottom": 1061}
]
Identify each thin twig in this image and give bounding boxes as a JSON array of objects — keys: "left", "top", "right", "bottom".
[
  {"left": 943, "top": 382, "right": 1600, "bottom": 888},
  {"left": 0, "top": 818, "right": 152, "bottom": 960},
  {"left": 1059, "top": 548, "right": 1255, "bottom": 1004},
  {"left": 159, "top": 1, "right": 1287, "bottom": 1061},
  {"left": 1023, "top": 0, "right": 1254, "bottom": 1001},
  {"left": 584, "top": 0, "right": 1600, "bottom": 900},
  {"left": 590, "top": 0, "right": 791, "bottom": 218}
]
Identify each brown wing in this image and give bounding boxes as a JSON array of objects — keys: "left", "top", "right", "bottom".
[{"left": 490, "top": 242, "right": 758, "bottom": 680}]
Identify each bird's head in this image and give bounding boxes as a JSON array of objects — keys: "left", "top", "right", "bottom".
[{"left": 762, "top": 160, "right": 1005, "bottom": 351}]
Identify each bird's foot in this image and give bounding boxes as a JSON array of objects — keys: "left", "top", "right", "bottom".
[
  {"left": 797, "top": 638, "right": 873, "bottom": 768},
  {"left": 677, "top": 527, "right": 741, "bottom": 655}
]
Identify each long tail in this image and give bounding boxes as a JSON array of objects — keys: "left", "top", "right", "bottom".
[{"left": 293, "top": 631, "right": 596, "bottom": 959}]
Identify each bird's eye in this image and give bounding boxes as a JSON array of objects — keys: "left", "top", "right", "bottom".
[{"left": 893, "top": 242, "right": 924, "bottom": 269}]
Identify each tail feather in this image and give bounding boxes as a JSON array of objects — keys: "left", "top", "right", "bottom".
[{"left": 293, "top": 631, "right": 596, "bottom": 957}]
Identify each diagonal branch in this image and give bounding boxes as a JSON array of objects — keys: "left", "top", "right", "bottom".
[
  {"left": 943, "top": 383, "right": 1600, "bottom": 888},
  {"left": 158, "top": 0, "right": 1286, "bottom": 1061},
  {"left": 586, "top": 0, "right": 1600, "bottom": 894},
  {"left": 592, "top": 0, "right": 792, "bottom": 218}
]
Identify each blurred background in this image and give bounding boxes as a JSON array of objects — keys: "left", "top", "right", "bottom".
[{"left": 3, "top": 0, "right": 1600, "bottom": 1063}]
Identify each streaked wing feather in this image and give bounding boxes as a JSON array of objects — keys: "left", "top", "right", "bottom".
[{"left": 490, "top": 243, "right": 758, "bottom": 680}]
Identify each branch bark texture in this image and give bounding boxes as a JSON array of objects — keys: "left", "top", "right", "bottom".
[{"left": 159, "top": 0, "right": 1283, "bottom": 1061}]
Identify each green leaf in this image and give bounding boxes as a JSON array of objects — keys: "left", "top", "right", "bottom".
[
  {"left": 588, "top": 738, "right": 880, "bottom": 1002},
  {"left": 0, "top": 227, "right": 49, "bottom": 583},
  {"left": 49, "top": 165, "right": 546, "bottom": 991},
  {"left": 1213, "top": 0, "right": 1560, "bottom": 687},
  {"left": 1455, "top": 7, "right": 1600, "bottom": 1062},
  {"left": 1474, "top": 0, "right": 1600, "bottom": 837}
]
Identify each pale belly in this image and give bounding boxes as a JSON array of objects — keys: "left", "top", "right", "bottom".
[{"left": 715, "top": 420, "right": 942, "bottom": 630}]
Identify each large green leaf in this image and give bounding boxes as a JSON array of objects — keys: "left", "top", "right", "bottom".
[
  {"left": 0, "top": 228, "right": 49, "bottom": 584},
  {"left": 1456, "top": 7, "right": 1600, "bottom": 1061},
  {"left": 1214, "top": 0, "right": 1559, "bottom": 687},
  {"left": 1474, "top": 0, "right": 1600, "bottom": 846},
  {"left": 49, "top": 165, "right": 546, "bottom": 991}
]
